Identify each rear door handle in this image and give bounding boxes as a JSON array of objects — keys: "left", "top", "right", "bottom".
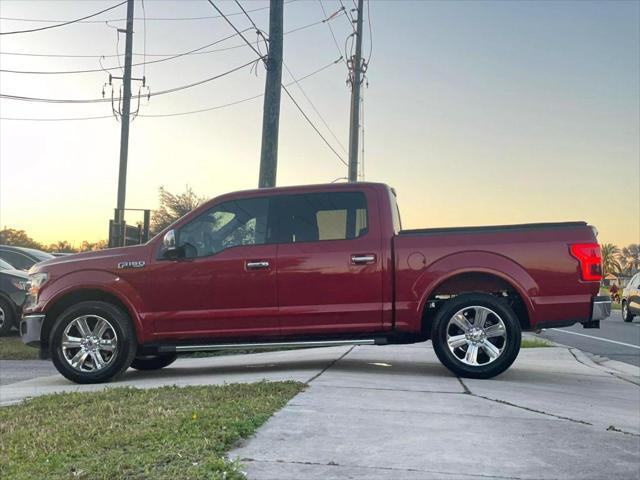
[
  {"left": 246, "top": 260, "right": 270, "bottom": 270},
  {"left": 351, "top": 254, "right": 376, "bottom": 265}
]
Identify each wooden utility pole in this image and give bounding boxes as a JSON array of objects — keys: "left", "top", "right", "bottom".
[
  {"left": 347, "top": 0, "right": 364, "bottom": 182},
  {"left": 114, "top": 0, "right": 135, "bottom": 236},
  {"left": 258, "top": 0, "right": 284, "bottom": 188}
]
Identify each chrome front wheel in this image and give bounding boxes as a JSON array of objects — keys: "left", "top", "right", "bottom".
[
  {"left": 50, "top": 301, "right": 137, "bottom": 384},
  {"left": 62, "top": 315, "right": 118, "bottom": 372}
]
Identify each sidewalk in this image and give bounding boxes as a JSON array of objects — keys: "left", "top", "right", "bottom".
[{"left": 1, "top": 343, "right": 638, "bottom": 479}]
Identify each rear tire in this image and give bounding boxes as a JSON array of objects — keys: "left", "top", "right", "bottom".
[
  {"left": 50, "top": 301, "right": 137, "bottom": 384},
  {"left": 622, "top": 301, "right": 634, "bottom": 323},
  {"left": 130, "top": 354, "right": 177, "bottom": 371},
  {"left": 431, "top": 293, "right": 522, "bottom": 379},
  {"left": 0, "top": 299, "right": 15, "bottom": 336}
]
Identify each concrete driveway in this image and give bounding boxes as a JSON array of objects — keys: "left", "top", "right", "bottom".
[{"left": 1, "top": 343, "right": 639, "bottom": 479}]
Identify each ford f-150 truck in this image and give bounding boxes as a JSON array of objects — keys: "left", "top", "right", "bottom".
[{"left": 21, "top": 183, "right": 611, "bottom": 384}]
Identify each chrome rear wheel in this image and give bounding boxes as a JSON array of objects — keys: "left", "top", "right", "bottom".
[{"left": 446, "top": 306, "right": 507, "bottom": 367}]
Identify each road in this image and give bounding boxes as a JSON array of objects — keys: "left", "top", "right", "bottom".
[{"left": 539, "top": 310, "right": 640, "bottom": 367}]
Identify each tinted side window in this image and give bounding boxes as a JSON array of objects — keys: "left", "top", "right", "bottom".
[
  {"left": 177, "top": 197, "right": 272, "bottom": 258},
  {"left": 278, "top": 192, "right": 368, "bottom": 243},
  {"left": 0, "top": 251, "right": 33, "bottom": 270}
]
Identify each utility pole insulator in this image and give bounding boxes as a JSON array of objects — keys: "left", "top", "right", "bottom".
[
  {"left": 258, "top": 0, "right": 284, "bottom": 189},
  {"left": 347, "top": 0, "right": 365, "bottom": 183}
]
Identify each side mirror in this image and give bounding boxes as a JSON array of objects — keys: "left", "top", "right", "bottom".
[{"left": 162, "top": 230, "right": 182, "bottom": 259}]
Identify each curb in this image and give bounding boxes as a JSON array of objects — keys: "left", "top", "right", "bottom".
[{"left": 528, "top": 332, "right": 640, "bottom": 385}]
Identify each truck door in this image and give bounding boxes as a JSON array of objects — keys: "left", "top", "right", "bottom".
[
  {"left": 148, "top": 196, "right": 280, "bottom": 338},
  {"left": 275, "top": 189, "right": 383, "bottom": 335}
]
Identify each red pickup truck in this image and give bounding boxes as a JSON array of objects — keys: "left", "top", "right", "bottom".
[{"left": 21, "top": 183, "right": 610, "bottom": 384}]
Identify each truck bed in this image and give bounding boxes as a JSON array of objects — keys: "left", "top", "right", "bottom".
[{"left": 399, "top": 221, "right": 588, "bottom": 236}]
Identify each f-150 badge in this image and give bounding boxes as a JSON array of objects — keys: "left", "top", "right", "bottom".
[{"left": 117, "top": 261, "right": 146, "bottom": 269}]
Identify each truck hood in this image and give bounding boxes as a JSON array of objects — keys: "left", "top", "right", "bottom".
[{"left": 30, "top": 244, "right": 150, "bottom": 274}]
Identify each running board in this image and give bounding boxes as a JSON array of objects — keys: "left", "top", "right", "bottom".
[{"left": 159, "top": 338, "right": 386, "bottom": 354}]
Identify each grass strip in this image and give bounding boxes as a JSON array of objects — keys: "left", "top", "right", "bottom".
[{"left": 0, "top": 381, "right": 304, "bottom": 479}]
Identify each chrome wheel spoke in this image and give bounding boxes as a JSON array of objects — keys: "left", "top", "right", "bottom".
[
  {"left": 90, "top": 351, "right": 105, "bottom": 370},
  {"left": 93, "top": 318, "right": 109, "bottom": 339},
  {"left": 70, "top": 350, "right": 89, "bottom": 370},
  {"left": 484, "top": 323, "right": 506, "bottom": 339},
  {"left": 480, "top": 340, "right": 500, "bottom": 359},
  {"left": 62, "top": 334, "right": 83, "bottom": 349},
  {"left": 75, "top": 317, "right": 92, "bottom": 337},
  {"left": 452, "top": 314, "right": 472, "bottom": 333},
  {"left": 464, "top": 344, "right": 479, "bottom": 365},
  {"left": 473, "top": 308, "right": 489, "bottom": 328},
  {"left": 448, "top": 334, "right": 468, "bottom": 349},
  {"left": 98, "top": 339, "right": 115, "bottom": 352}
]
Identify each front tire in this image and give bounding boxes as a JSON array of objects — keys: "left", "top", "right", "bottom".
[
  {"left": 50, "top": 301, "right": 137, "bottom": 384},
  {"left": 130, "top": 354, "right": 177, "bottom": 371},
  {"left": 431, "top": 293, "right": 522, "bottom": 379},
  {"left": 0, "top": 299, "right": 15, "bottom": 336},
  {"left": 622, "top": 301, "right": 634, "bottom": 323}
]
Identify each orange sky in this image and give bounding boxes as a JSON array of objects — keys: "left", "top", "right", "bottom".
[{"left": 1, "top": 1, "right": 638, "bottom": 248}]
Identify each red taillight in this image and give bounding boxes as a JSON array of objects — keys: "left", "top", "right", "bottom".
[{"left": 569, "top": 243, "right": 603, "bottom": 281}]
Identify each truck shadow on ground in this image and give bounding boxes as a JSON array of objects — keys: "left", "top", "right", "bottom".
[{"left": 119, "top": 357, "right": 456, "bottom": 382}]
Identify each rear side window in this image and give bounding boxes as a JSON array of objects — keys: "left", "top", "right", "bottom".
[{"left": 277, "top": 192, "right": 368, "bottom": 243}]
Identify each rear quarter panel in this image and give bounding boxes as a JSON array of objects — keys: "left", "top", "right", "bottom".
[{"left": 394, "top": 226, "right": 599, "bottom": 331}]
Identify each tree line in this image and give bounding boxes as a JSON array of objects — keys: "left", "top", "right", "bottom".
[{"left": 0, "top": 186, "right": 205, "bottom": 253}]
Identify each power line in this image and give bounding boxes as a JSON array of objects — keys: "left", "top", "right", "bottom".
[
  {"left": 0, "top": 29, "right": 252, "bottom": 75},
  {"left": 0, "top": 1, "right": 297, "bottom": 24},
  {"left": 365, "top": 0, "right": 373, "bottom": 64},
  {"left": 0, "top": 1, "right": 127, "bottom": 35},
  {"left": 205, "top": 0, "right": 265, "bottom": 62},
  {"left": 282, "top": 84, "right": 348, "bottom": 167},
  {"left": 0, "top": 17, "right": 337, "bottom": 60},
  {"left": 0, "top": 59, "right": 258, "bottom": 104},
  {"left": 283, "top": 61, "right": 347, "bottom": 154},
  {"left": 318, "top": 1, "right": 348, "bottom": 65},
  {"left": 222, "top": 0, "right": 347, "bottom": 167},
  {"left": 1, "top": 57, "right": 342, "bottom": 121}
]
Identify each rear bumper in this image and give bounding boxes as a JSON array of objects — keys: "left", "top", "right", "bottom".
[
  {"left": 591, "top": 296, "right": 611, "bottom": 321},
  {"left": 20, "top": 314, "right": 45, "bottom": 347},
  {"left": 581, "top": 295, "right": 611, "bottom": 329}
]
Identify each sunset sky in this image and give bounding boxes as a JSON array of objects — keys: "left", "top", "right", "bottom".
[{"left": 1, "top": 0, "right": 638, "bottom": 247}]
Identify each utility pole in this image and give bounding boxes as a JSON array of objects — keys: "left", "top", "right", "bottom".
[
  {"left": 114, "top": 0, "right": 135, "bottom": 237},
  {"left": 258, "top": 0, "right": 284, "bottom": 188},
  {"left": 347, "top": 0, "right": 364, "bottom": 182}
]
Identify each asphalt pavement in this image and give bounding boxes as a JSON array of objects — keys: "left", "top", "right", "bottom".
[{"left": 539, "top": 310, "right": 640, "bottom": 367}]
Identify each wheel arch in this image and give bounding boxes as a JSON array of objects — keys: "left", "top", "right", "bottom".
[
  {"left": 419, "top": 269, "right": 534, "bottom": 335},
  {"left": 40, "top": 288, "right": 142, "bottom": 349}
]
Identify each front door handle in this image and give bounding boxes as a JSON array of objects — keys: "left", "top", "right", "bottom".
[
  {"left": 351, "top": 254, "right": 376, "bottom": 265},
  {"left": 246, "top": 260, "right": 270, "bottom": 270}
]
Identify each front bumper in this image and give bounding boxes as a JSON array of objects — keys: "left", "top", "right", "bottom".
[{"left": 20, "top": 314, "right": 45, "bottom": 347}]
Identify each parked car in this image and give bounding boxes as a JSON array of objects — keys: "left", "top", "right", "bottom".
[
  {"left": 0, "top": 245, "right": 53, "bottom": 271},
  {"left": 0, "top": 258, "right": 29, "bottom": 335},
  {"left": 621, "top": 273, "right": 640, "bottom": 322},
  {"left": 20, "top": 182, "right": 610, "bottom": 384}
]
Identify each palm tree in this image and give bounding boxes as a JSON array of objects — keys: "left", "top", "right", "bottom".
[
  {"left": 600, "top": 243, "right": 621, "bottom": 276},
  {"left": 620, "top": 244, "right": 640, "bottom": 275}
]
